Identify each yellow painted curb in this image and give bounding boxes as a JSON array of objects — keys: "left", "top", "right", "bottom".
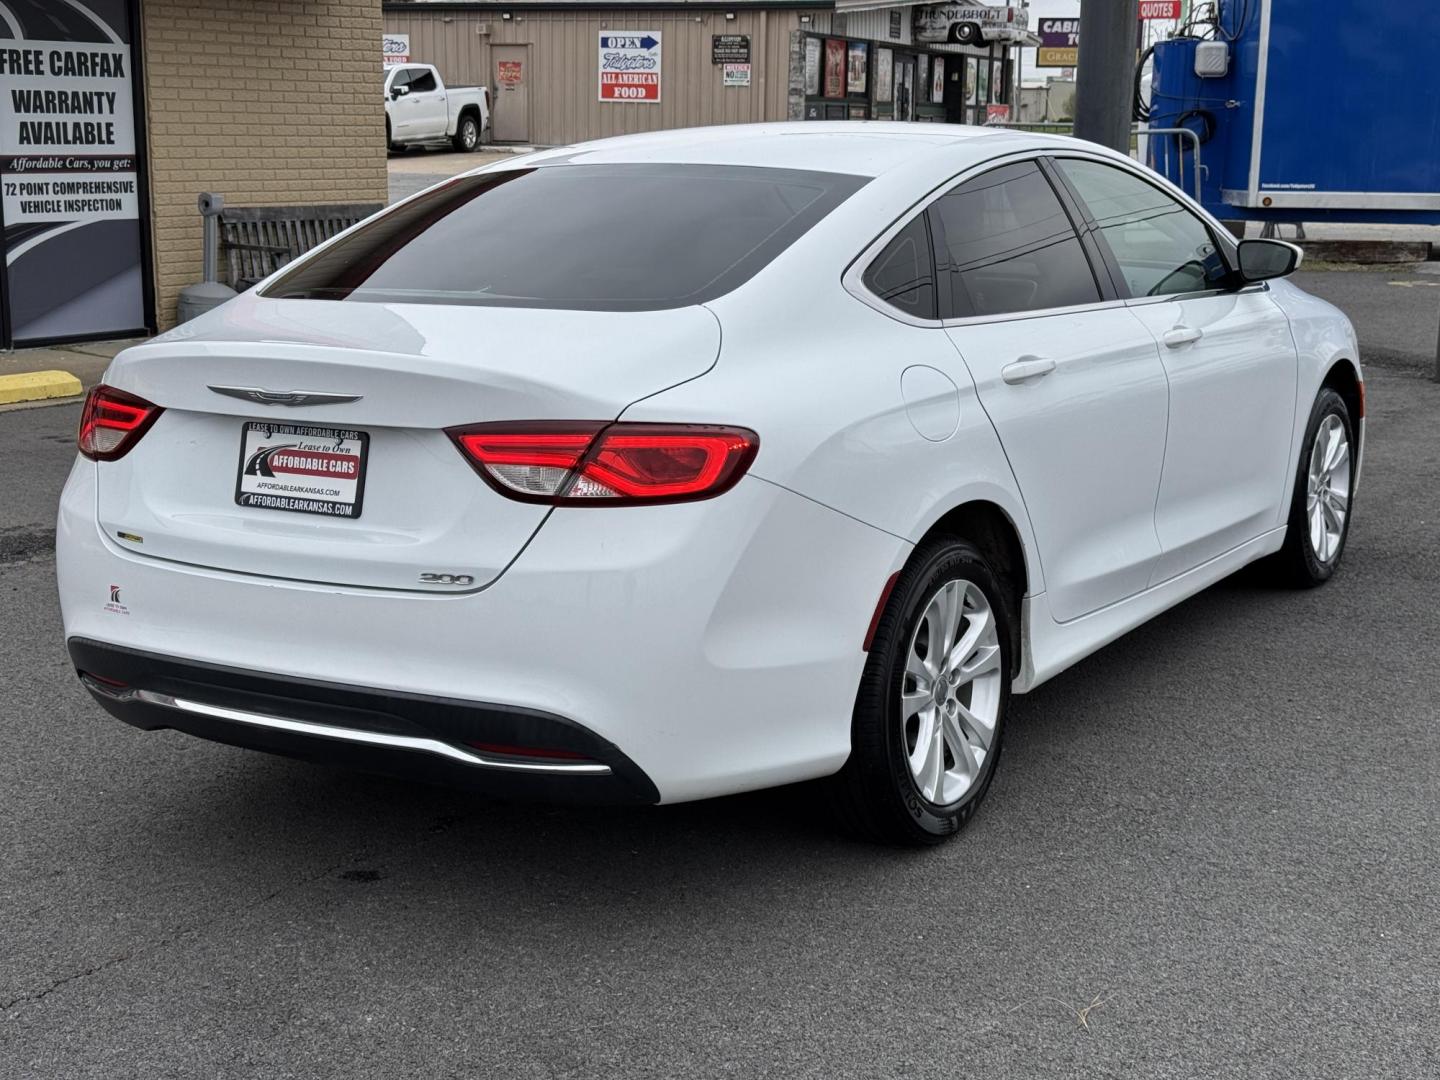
[{"left": 0, "top": 370, "right": 84, "bottom": 405}]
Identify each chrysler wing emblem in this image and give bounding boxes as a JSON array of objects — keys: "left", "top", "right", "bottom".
[{"left": 208, "top": 385, "right": 363, "bottom": 407}]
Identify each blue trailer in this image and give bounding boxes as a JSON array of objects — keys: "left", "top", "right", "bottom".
[{"left": 1145, "top": 0, "right": 1440, "bottom": 226}]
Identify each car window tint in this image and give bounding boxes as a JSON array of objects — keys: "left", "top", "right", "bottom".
[
  {"left": 862, "top": 214, "right": 936, "bottom": 320},
  {"left": 408, "top": 69, "right": 437, "bottom": 93},
  {"left": 264, "top": 164, "right": 868, "bottom": 311},
  {"left": 929, "top": 160, "right": 1100, "bottom": 318},
  {"left": 389, "top": 68, "right": 412, "bottom": 89},
  {"left": 1057, "top": 158, "right": 1229, "bottom": 297}
]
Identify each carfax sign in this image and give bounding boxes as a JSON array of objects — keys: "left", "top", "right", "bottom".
[
  {"left": 0, "top": 0, "right": 147, "bottom": 345},
  {"left": 598, "top": 32, "right": 662, "bottom": 103}
]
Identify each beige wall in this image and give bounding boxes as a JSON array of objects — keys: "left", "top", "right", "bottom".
[
  {"left": 385, "top": 7, "right": 806, "bottom": 146},
  {"left": 143, "top": 0, "right": 388, "bottom": 328}
]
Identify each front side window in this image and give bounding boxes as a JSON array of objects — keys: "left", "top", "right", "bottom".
[
  {"left": 264, "top": 164, "right": 867, "bottom": 311},
  {"left": 1057, "top": 158, "right": 1230, "bottom": 297},
  {"left": 862, "top": 214, "right": 936, "bottom": 320},
  {"left": 388, "top": 68, "right": 412, "bottom": 91},
  {"left": 928, "top": 160, "right": 1101, "bottom": 318}
]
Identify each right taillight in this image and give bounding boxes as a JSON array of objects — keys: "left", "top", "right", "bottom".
[
  {"left": 78, "top": 385, "right": 163, "bottom": 462},
  {"left": 447, "top": 421, "right": 759, "bottom": 506}
]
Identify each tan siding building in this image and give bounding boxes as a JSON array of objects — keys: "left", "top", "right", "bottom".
[{"left": 383, "top": 1, "right": 1016, "bottom": 148}]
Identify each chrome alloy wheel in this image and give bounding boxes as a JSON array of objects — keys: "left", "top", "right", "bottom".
[
  {"left": 1306, "top": 414, "right": 1352, "bottom": 564},
  {"left": 900, "top": 578, "right": 1003, "bottom": 807},
  {"left": 462, "top": 119, "right": 479, "bottom": 149}
]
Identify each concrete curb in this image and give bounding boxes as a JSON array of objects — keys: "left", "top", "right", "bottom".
[
  {"left": 0, "top": 369, "right": 83, "bottom": 406},
  {"left": 1299, "top": 240, "right": 1431, "bottom": 264}
]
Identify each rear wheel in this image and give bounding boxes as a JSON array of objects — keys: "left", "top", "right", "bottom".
[
  {"left": 1264, "top": 387, "right": 1355, "bottom": 587},
  {"left": 453, "top": 114, "right": 481, "bottom": 152},
  {"left": 834, "top": 538, "right": 1012, "bottom": 846}
]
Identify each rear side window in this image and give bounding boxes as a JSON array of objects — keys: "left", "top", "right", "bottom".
[
  {"left": 928, "top": 160, "right": 1101, "bottom": 319},
  {"left": 408, "top": 69, "right": 437, "bottom": 93},
  {"left": 264, "top": 164, "right": 868, "bottom": 311},
  {"left": 1056, "top": 158, "right": 1229, "bottom": 297},
  {"left": 862, "top": 215, "right": 937, "bottom": 320}
]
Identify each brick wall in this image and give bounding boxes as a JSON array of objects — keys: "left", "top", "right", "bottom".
[{"left": 142, "top": 0, "right": 387, "bottom": 328}]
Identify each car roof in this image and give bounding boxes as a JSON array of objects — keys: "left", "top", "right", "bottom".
[{"left": 515, "top": 122, "right": 1080, "bottom": 178}]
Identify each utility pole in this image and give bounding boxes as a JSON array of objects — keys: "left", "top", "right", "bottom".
[{"left": 1073, "top": 0, "right": 1140, "bottom": 152}]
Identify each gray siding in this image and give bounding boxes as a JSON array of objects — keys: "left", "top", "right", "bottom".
[{"left": 385, "top": 8, "right": 809, "bottom": 145}]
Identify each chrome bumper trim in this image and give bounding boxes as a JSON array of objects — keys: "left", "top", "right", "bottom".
[{"left": 81, "top": 677, "right": 612, "bottom": 776}]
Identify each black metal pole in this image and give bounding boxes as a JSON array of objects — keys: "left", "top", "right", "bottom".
[{"left": 1073, "top": 0, "right": 1140, "bottom": 152}]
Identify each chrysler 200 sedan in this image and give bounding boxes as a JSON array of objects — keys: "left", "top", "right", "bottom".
[{"left": 57, "top": 123, "right": 1361, "bottom": 845}]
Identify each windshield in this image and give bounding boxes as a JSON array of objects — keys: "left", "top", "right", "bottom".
[{"left": 262, "top": 163, "right": 868, "bottom": 311}]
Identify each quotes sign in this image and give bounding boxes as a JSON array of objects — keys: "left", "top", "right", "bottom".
[{"left": 0, "top": 0, "right": 146, "bottom": 344}]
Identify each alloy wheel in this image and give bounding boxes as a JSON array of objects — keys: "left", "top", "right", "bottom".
[
  {"left": 900, "top": 578, "right": 1003, "bottom": 807},
  {"left": 1306, "top": 413, "right": 1351, "bottom": 564}
]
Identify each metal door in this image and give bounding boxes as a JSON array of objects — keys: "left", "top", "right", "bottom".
[{"left": 492, "top": 46, "right": 530, "bottom": 143}]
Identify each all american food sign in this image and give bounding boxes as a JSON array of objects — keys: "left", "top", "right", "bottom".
[{"left": 598, "top": 32, "right": 662, "bottom": 103}]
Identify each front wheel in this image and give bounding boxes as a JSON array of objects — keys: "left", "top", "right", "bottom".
[
  {"left": 1264, "top": 387, "right": 1356, "bottom": 587},
  {"left": 452, "top": 114, "right": 481, "bottom": 152},
  {"left": 833, "top": 538, "right": 1012, "bottom": 846}
]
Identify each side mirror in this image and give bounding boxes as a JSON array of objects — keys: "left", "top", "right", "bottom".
[
  {"left": 390, "top": 84, "right": 409, "bottom": 100},
  {"left": 1237, "top": 238, "right": 1302, "bottom": 283}
]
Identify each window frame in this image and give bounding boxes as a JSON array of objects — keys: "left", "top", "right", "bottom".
[
  {"left": 1046, "top": 153, "right": 1243, "bottom": 303},
  {"left": 859, "top": 205, "right": 939, "bottom": 321},
  {"left": 845, "top": 148, "right": 1261, "bottom": 329},
  {"left": 406, "top": 67, "right": 439, "bottom": 94},
  {"left": 925, "top": 157, "right": 1113, "bottom": 321}
]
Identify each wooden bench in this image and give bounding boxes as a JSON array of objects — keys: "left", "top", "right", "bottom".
[{"left": 219, "top": 203, "right": 383, "bottom": 290}]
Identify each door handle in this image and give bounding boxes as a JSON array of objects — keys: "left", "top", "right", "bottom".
[
  {"left": 1163, "top": 326, "right": 1204, "bottom": 348},
  {"left": 1001, "top": 356, "right": 1056, "bottom": 385}
]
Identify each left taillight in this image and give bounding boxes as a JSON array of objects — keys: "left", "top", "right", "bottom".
[
  {"left": 77, "top": 384, "right": 163, "bottom": 462},
  {"left": 446, "top": 421, "right": 759, "bottom": 506}
]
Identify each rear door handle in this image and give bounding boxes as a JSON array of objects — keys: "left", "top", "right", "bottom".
[
  {"left": 1001, "top": 356, "right": 1056, "bottom": 385},
  {"left": 1163, "top": 326, "right": 1204, "bottom": 348}
]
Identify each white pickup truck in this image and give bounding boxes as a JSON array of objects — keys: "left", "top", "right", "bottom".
[{"left": 384, "top": 63, "right": 489, "bottom": 153}]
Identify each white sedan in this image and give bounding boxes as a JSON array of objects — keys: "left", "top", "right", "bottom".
[{"left": 57, "top": 123, "right": 1362, "bottom": 845}]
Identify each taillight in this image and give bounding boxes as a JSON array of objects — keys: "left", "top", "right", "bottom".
[
  {"left": 78, "top": 385, "right": 163, "bottom": 461},
  {"left": 447, "top": 421, "right": 759, "bottom": 506}
]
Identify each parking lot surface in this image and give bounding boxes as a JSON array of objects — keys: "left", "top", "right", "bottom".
[{"left": 2, "top": 270, "right": 1437, "bottom": 1078}]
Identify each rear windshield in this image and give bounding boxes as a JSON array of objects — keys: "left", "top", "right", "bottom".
[{"left": 263, "top": 163, "right": 868, "bottom": 311}]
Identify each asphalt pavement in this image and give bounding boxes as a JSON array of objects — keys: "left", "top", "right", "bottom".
[{"left": 2, "top": 269, "right": 1438, "bottom": 1078}]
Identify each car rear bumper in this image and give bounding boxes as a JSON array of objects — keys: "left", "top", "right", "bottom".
[
  {"left": 58, "top": 461, "right": 909, "bottom": 803},
  {"left": 69, "top": 637, "right": 659, "bottom": 804}
]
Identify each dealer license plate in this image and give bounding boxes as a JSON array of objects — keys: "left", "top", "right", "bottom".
[{"left": 235, "top": 421, "right": 369, "bottom": 519}]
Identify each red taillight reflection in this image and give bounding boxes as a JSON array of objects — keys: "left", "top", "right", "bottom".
[
  {"left": 467, "top": 741, "right": 593, "bottom": 761},
  {"left": 78, "top": 385, "right": 163, "bottom": 462},
  {"left": 447, "top": 422, "right": 758, "bottom": 506}
]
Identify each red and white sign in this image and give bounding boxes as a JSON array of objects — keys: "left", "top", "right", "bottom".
[
  {"left": 236, "top": 422, "right": 369, "bottom": 519},
  {"left": 985, "top": 103, "right": 1011, "bottom": 125},
  {"left": 498, "top": 60, "right": 523, "bottom": 88},
  {"left": 598, "top": 31, "right": 662, "bottom": 103},
  {"left": 1138, "top": 1, "right": 1181, "bottom": 19}
]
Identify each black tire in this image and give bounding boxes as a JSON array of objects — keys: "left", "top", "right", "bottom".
[
  {"left": 952, "top": 22, "right": 983, "bottom": 46},
  {"left": 833, "top": 537, "right": 1013, "bottom": 846},
  {"left": 452, "top": 113, "right": 481, "bottom": 152},
  {"left": 1262, "top": 387, "right": 1356, "bottom": 588}
]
